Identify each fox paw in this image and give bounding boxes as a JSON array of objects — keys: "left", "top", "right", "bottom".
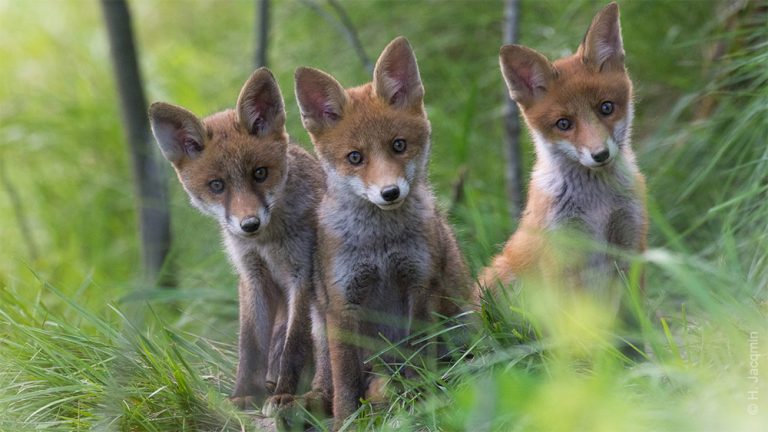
[
  {"left": 364, "top": 376, "right": 389, "bottom": 407},
  {"left": 263, "top": 393, "right": 295, "bottom": 417},
  {"left": 265, "top": 380, "right": 276, "bottom": 394},
  {"left": 229, "top": 395, "right": 261, "bottom": 410},
  {"left": 299, "top": 389, "right": 333, "bottom": 415}
]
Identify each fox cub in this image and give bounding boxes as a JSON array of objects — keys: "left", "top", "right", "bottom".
[
  {"left": 478, "top": 3, "right": 647, "bottom": 299},
  {"left": 149, "top": 69, "right": 328, "bottom": 411},
  {"left": 294, "top": 37, "right": 471, "bottom": 423}
]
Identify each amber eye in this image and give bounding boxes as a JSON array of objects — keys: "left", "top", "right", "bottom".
[
  {"left": 556, "top": 118, "right": 572, "bottom": 131},
  {"left": 209, "top": 179, "right": 225, "bottom": 194},
  {"left": 254, "top": 167, "right": 268, "bottom": 182},
  {"left": 392, "top": 138, "right": 407, "bottom": 153},
  {"left": 347, "top": 151, "right": 363, "bottom": 165},
  {"left": 600, "top": 101, "right": 614, "bottom": 115}
]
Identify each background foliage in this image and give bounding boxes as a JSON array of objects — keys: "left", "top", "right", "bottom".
[{"left": 0, "top": 0, "right": 766, "bottom": 430}]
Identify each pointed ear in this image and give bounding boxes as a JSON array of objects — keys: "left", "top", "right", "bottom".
[
  {"left": 580, "top": 2, "right": 625, "bottom": 72},
  {"left": 499, "top": 44, "right": 556, "bottom": 106},
  {"left": 148, "top": 102, "right": 206, "bottom": 166},
  {"left": 373, "top": 36, "right": 424, "bottom": 110},
  {"left": 236, "top": 67, "right": 286, "bottom": 137},
  {"left": 294, "top": 67, "right": 348, "bottom": 135}
]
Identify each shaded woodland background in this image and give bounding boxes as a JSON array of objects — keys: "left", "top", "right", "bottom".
[{"left": 0, "top": 0, "right": 766, "bottom": 430}]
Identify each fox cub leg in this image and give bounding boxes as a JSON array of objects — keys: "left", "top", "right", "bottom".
[
  {"left": 303, "top": 302, "right": 333, "bottom": 413},
  {"left": 230, "top": 273, "right": 278, "bottom": 408},
  {"left": 327, "top": 303, "right": 366, "bottom": 424},
  {"left": 266, "top": 318, "right": 287, "bottom": 393},
  {"left": 263, "top": 281, "right": 314, "bottom": 412}
]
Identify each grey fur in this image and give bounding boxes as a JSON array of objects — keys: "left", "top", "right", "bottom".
[
  {"left": 223, "top": 144, "right": 327, "bottom": 402},
  {"left": 314, "top": 166, "right": 469, "bottom": 420}
]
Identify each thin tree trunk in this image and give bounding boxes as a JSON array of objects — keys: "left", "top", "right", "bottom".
[
  {"left": 255, "top": 0, "right": 270, "bottom": 68},
  {"left": 101, "top": 0, "right": 172, "bottom": 286},
  {"left": 503, "top": 0, "right": 523, "bottom": 220},
  {"left": 300, "top": 0, "right": 372, "bottom": 73},
  {"left": 327, "top": 0, "right": 373, "bottom": 73},
  {"left": 0, "top": 158, "right": 38, "bottom": 261}
]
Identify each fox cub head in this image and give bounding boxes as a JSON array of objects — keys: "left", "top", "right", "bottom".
[
  {"left": 294, "top": 36, "right": 430, "bottom": 210},
  {"left": 501, "top": 2, "right": 632, "bottom": 169},
  {"left": 149, "top": 68, "right": 289, "bottom": 237}
]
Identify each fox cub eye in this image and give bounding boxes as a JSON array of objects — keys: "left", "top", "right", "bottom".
[
  {"left": 209, "top": 179, "right": 225, "bottom": 194},
  {"left": 392, "top": 138, "right": 407, "bottom": 153},
  {"left": 347, "top": 151, "right": 363, "bottom": 165},
  {"left": 254, "top": 167, "right": 268, "bottom": 182},
  {"left": 600, "top": 101, "right": 614, "bottom": 115},
  {"left": 555, "top": 118, "right": 572, "bottom": 131}
]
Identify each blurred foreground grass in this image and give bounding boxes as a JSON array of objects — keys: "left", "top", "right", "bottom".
[{"left": 1, "top": 0, "right": 766, "bottom": 430}]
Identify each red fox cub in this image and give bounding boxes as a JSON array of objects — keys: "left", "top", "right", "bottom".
[
  {"left": 478, "top": 3, "right": 647, "bottom": 298},
  {"left": 149, "top": 69, "right": 330, "bottom": 412},
  {"left": 294, "top": 37, "right": 471, "bottom": 424}
]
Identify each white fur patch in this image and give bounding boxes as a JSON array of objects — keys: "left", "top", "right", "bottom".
[
  {"left": 531, "top": 130, "right": 554, "bottom": 165},
  {"left": 322, "top": 159, "right": 414, "bottom": 210},
  {"left": 530, "top": 130, "right": 560, "bottom": 196},
  {"left": 322, "top": 161, "right": 368, "bottom": 199},
  {"left": 556, "top": 139, "right": 581, "bottom": 161},
  {"left": 190, "top": 194, "right": 226, "bottom": 221},
  {"left": 364, "top": 177, "right": 410, "bottom": 210}
]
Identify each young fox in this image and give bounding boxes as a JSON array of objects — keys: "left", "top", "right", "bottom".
[
  {"left": 149, "top": 69, "right": 329, "bottom": 411},
  {"left": 478, "top": 3, "right": 647, "bottom": 297},
  {"left": 295, "top": 37, "right": 471, "bottom": 423}
]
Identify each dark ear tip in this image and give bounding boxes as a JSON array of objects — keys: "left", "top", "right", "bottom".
[
  {"left": 243, "top": 68, "right": 278, "bottom": 92},
  {"left": 391, "top": 35, "right": 411, "bottom": 47},
  {"left": 294, "top": 67, "right": 334, "bottom": 85},
  {"left": 499, "top": 44, "right": 519, "bottom": 56},
  {"left": 148, "top": 101, "right": 170, "bottom": 117},
  {"left": 603, "top": 2, "right": 620, "bottom": 16},
  {"left": 251, "top": 67, "right": 274, "bottom": 80},
  {"left": 499, "top": 44, "right": 536, "bottom": 62},
  {"left": 294, "top": 66, "right": 317, "bottom": 82}
]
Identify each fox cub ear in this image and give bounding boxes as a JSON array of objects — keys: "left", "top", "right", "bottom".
[
  {"left": 294, "top": 67, "right": 348, "bottom": 135},
  {"left": 580, "top": 2, "right": 625, "bottom": 72},
  {"left": 373, "top": 36, "right": 424, "bottom": 111},
  {"left": 236, "top": 67, "right": 287, "bottom": 137},
  {"left": 499, "top": 45, "right": 556, "bottom": 107},
  {"left": 148, "top": 102, "right": 206, "bottom": 166}
]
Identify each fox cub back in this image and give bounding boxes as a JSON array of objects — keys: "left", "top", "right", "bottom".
[
  {"left": 295, "top": 37, "right": 471, "bottom": 425},
  {"left": 149, "top": 69, "right": 328, "bottom": 412},
  {"left": 479, "top": 3, "right": 647, "bottom": 297}
]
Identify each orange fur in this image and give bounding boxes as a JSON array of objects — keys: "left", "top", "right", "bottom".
[
  {"left": 478, "top": 3, "right": 648, "bottom": 299},
  {"left": 295, "top": 37, "right": 470, "bottom": 426}
]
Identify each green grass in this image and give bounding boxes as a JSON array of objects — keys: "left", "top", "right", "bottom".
[{"left": 1, "top": 0, "right": 766, "bottom": 430}]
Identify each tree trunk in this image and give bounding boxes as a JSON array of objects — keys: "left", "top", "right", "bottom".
[
  {"left": 255, "top": 0, "right": 270, "bottom": 68},
  {"left": 101, "top": 0, "right": 173, "bottom": 286},
  {"left": 327, "top": 0, "right": 373, "bottom": 73},
  {"left": 300, "top": 0, "right": 372, "bottom": 73},
  {"left": 502, "top": 0, "right": 524, "bottom": 220}
]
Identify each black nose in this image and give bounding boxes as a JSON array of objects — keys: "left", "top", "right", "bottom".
[
  {"left": 592, "top": 149, "right": 610, "bottom": 163},
  {"left": 381, "top": 186, "right": 400, "bottom": 202},
  {"left": 240, "top": 216, "right": 261, "bottom": 233}
]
